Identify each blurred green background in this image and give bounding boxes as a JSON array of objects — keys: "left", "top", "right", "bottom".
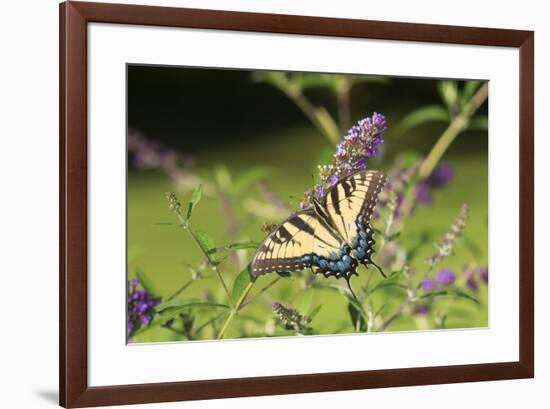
[{"left": 127, "top": 65, "right": 488, "bottom": 342}]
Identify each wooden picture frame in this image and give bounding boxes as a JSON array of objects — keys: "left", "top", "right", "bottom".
[{"left": 60, "top": 1, "right": 534, "bottom": 407}]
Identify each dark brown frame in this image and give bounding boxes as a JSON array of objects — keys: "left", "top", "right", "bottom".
[{"left": 60, "top": 1, "right": 534, "bottom": 407}]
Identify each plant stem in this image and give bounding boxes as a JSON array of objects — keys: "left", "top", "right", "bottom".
[
  {"left": 166, "top": 278, "right": 194, "bottom": 302},
  {"left": 286, "top": 90, "right": 341, "bottom": 145},
  {"left": 170, "top": 202, "right": 235, "bottom": 309},
  {"left": 336, "top": 77, "right": 352, "bottom": 132},
  {"left": 217, "top": 281, "right": 255, "bottom": 340},
  {"left": 398, "top": 83, "right": 489, "bottom": 221},
  {"left": 185, "top": 227, "right": 235, "bottom": 309},
  {"left": 418, "top": 82, "right": 488, "bottom": 179},
  {"left": 240, "top": 277, "right": 281, "bottom": 309},
  {"left": 379, "top": 301, "right": 410, "bottom": 331}
]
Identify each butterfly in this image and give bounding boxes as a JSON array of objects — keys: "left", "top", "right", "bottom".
[{"left": 250, "top": 170, "right": 387, "bottom": 286}]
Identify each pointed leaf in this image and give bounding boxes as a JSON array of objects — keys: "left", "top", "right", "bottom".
[
  {"left": 467, "top": 116, "right": 488, "bottom": 131},
  {"left": 232, "top": 266, "right": 257, "bottom": 304},
  {"left": 193, "top": 230, "right": 218, "bottom": 264},
  {"left": 233, "top": 167, "right": 274, "bottom": 194},
  {"left": 393, "top": 105, "right": 450, "bottom": 137},
  {"left": 226, "top": 241, "right": 260, "bottom": 251},
  {"left": 437, "top": 80, "right": 459, "bottom": 110},
  {"left": 422, "top": 289, "right": 479, "bottom": 304},
  {"left": 347, "top": 302, "right": 367, "bottom": 332},
  {"left": 461, "top": 80, "right": 481, "bottom": 108},
  {"left": 136, "top": 269, "right": 157, "bottom": 297},
  {"left": 186, "top": 184, "right": 202, "bottom": 221},
  {"left": 308, "top": 305, "right": 322, "bottom": 321}
]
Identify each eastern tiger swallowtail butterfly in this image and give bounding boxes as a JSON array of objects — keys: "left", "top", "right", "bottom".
[{"left": 251, "top": 170, "right": 387, "bottom": 285}]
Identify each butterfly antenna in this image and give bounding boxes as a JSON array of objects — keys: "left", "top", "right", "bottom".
[{"left": 371, "top": 260, "right": 387, "bottom": 278}]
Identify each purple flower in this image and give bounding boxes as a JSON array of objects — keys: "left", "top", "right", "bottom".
[
  {"left": 414, "top": 164, "right": 455, "bottom": 208},
  {"left": 315, "top": 185, "right": 325, "bottom": 201},
  {"left": 301, "top": 112, "right": 387, "bottom": 209},
  {"left": 463, "top": 265, "right": 479, "bottom": 292},
  {"left": 435, "top": 268, "right": 456, "bottom": 286},
  {"left": 421, "top": 278, "right": 436, "bottom": 292},
  {"left": 414, "top": 304, "right": 430, "bottom": 316},
  {"left": 415, "top": 183, "right": 433, "bottom": 204},
  {"left": 479, "top": 267, "right": 488, "bottom": 283},
  {"left": 427, "top": 164, "right": 454, "bottom": 187},
  {"left": 127, "top": 279, "right": 161, "bottom": 337}
]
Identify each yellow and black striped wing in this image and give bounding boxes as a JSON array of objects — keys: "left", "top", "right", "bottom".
[
  {"left": 324, "top": 170, "right": 386, "bottom": 246},
  {"left": 250, "top": 210, "right": 342, "bottom": 277}
]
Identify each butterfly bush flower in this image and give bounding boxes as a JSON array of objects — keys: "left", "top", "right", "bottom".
[
  {"left": 414, "top": 304, "right": 430, "bottom": 316},
  {"left": 421, "top": 278, "right": 436, "bottom": 292},
  {"left": 428, "top": 203, "right": 468, "bottom": 267},
  {"left": 128, "top": 130, "right": 198, "bottom": 190},
  {"left": 435, "top": 268, "right": 456, "bottom": 286},
  {"left": 127, "top": 278, "right": 161, "bottom": 337},
  {"left": 376, "top": 158, "right": 422, "bottom": 219},
  {"left": 272, "top": 302, "right": 313, "bottom": 335},
  {"left": 479, "top": 266, "right": 488, "bottom": 283},
  {"left": 416, "top": 164, "right": 455, "bottom": 205},
  {"left": 128, "top": 131, "right": 178, "bottom": 170},
  {"left": 301, "top": 112, "right": 387, "bottom": 209}
]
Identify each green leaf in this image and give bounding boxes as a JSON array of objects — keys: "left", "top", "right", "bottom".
[
  {"left": 193, "top": 229, "right": 218, "bottom": 263},
  {"left": 214, "top": 165, "right": 232, "bottom": 190},
  {"left": 157, "top": 301, "right": 230, "bottom": 313},
  {"left": 231, "top": 266, "right": 257, "bottom": 304},
  {"left": 186, "top": 184, "right": 202, "bottom": 221},
  {"left": 437, "top": 80, "right": 459, "bottom": 110},
  {"left": 226, "top": 241, "right": 260, "bottom": 251},
  {"left": 387, "top": 231, "right": 401, "bottom": 242},
  {"left": 308, "top": 304, "right": 322, "bottom": 321},
  {"left": 233, "top": 167, "right": 274, "bottom": 194},
  {"left": 152, "top": 222, "right": 177, "bottom": 226},
  {"left": 347, "top": 302, "right": 367, "bottom": 332},
  {"left": 467, "top": 116, "right": 488, "bottom": 131},
  {"left": 422, "top": 289, "right": 479, "bottom": 304},
  {"left": 136, "top": 269, "right": 157, "bottom": 297},
  {"left": 133, "top": 303, "right": 227, "bottom": 337},
  {"left": 461, "top": 80, "right": 481, "bottom": 108},
  {"left": 393, "top": 105, "right": 450, "bottom": 137}
]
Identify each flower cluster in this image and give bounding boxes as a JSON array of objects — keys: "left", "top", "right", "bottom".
[
  {"left": 128, "top": 130, "right": 198, "bottom": 190},
  {"left": 428, "top": 204, "right": 468, "bottom": 267},
  {"left": 272, "top": 302, "right": 313, "bottom": 335},
  {"left": 464, "top": 265, "right": 489, "bottom": 292},
  {"left": 128, "top": 131, "right": 179, "bottom": 170},
  {"left": 421, "top": 268, "right": 457, "bottom": 292},
  {"left": 416, "top": 164, "right": 455, "bottom": 205},
  {"left": 301, "top": 113, "right": 387, "bottom": 209},
  {"left": 127, "top": 278, "right": 161, "bottom": 337},
  {"left": 377, "top": 158, "right": 422, "bottom": 219}
]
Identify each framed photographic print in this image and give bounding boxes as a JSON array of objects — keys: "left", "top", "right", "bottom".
[{"left": 60, "top": 1, "right": 534, "bottom": 407}]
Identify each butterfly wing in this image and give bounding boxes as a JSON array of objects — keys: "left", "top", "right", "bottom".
[
  {"left": 250, "top": 210, "right": 342, "bottom": 277},
  {"left": 324, "top": 170, "right": 386, "bottom": 246}
]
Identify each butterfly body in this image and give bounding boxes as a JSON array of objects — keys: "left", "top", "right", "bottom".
[{"left": 251, "top": 170, "right": 386, "bottom": 283}]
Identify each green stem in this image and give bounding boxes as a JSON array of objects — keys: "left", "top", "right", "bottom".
[
  {"left": 170, "top": 202, "right": 235, "bottom": 309},
  {"left": 399, "top": 83, "right": 489, "bottom": 221},
  {"left": 185, "top": 227, "right": 234, "bottom": 309},
  {"left": 285, "top": 90, "right": 341, "bottom": 145},
  {"left": 166, "top": 278, "right": 194, "bottom": 302},
  {"left": 336, "top": 77, "right": 352, "bottom": 132},
  {"left": 418, "top": 82, "right": 488, "bottom": 179},
  {"left": 217, "top": 281, "right": 255, "bottom": 340},
  {"left": 240, "top": 277, "right": 281, "bottom": 309}
]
